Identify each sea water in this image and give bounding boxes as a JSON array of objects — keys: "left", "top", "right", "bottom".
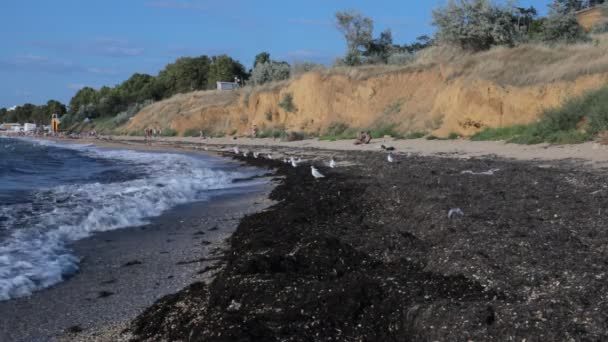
[{"left": 0, "top": 137, "right": 262, "bottom": 301}]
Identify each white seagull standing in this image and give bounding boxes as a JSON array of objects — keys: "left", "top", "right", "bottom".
[
  {"left": 387, "top": 153, "right": 394, "bottom": 163},
  {"left": 243, "top": 151, "right": 248, "bottom": 157},
  {"left": 266, "top": 153, "right": 273, "bottom": 159},
  {"left": 311, "top": 166, "right": 325, "bottom": 179},
  {"left": 233, "top": 146, "right": 240, "bottom": 154},
  {"left": 329, "top": 158, "right": 336, "bottom": 168},
  {"left": 290, "top": 157, "right": 298, "bottom": 168},
  {"left": 253, "top": 152, "right": 259, "bottom": 159}
]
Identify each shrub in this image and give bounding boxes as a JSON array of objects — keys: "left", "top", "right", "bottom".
[
  {"left": 370, "top": 123, "right": 401, "bottom": 138},
  {"left": 291, "top": 62, "right": 323, "bottom": 76},
  {"left": 162, "top": 128, "right": 177, "bottom": 137},
  {"left": 265, "top": 111, "right": 273, "bottom": 121},
  {"left": 470, "top": 125, "right": 532, "bottom": 141},
  {"left": 342, "top": 50, "right": 362, "bottom": 66},
  {"left": 251, "top": 61, "right": 290, "bottom": 85},
  {"left": 542, "top": 12, "right": 588, "bottom": 43},
  {"left": 387, "top": 53, "right": 415, "bottom": 65},
  {"left": 403, "top": 131, "right": 426, "bottom": 139},
  {"left": 320, "top": 122, "right": 358, "bottom": 140},
  {"left": 184, "top": 128, "right": 202, "bottom": 137},
  {"left": 447, "top": 132, "right": 461, "bottom": 139},
  {"left": 278, "top": 93, "right": 297, "bottom": 113},
  {"left": 471, "top": 86, "right": 608, "bottom": 144},
  {"left": 258, "top": 127, "right": 287, "bottom": 139},
  {"left": 591, "top": 20, "right": 608, "bottom": 34},
  {"left": 432, "top": 0, "right": 519, "bottom": 51}
]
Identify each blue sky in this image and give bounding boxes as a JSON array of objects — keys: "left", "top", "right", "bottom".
[{"left": 0, "top": 0, "right": 550, "bottom": 108}]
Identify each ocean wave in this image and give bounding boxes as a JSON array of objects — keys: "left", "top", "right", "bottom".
[{"left": 0, "top": 141, "right": 263, "bottom": 301}]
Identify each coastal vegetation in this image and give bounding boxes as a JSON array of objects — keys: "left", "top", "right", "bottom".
[{"left": 472, "top": 85, "right": 608, "bottom": 144}]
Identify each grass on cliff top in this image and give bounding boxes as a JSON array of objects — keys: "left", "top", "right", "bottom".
[{"left": 472, "top": 85, "right": 608, "bottom": 144}]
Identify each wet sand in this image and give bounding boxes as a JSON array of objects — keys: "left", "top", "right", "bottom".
[{"left": 0, "top": 186, "right": 273, "bottom": 342}]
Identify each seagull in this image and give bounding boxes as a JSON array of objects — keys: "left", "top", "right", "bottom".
[
  {"left": 387, "top": 152, "right": 394, "bottom": 163},
  {"left": 266, "top": 153, "right": 273, "bottom": 159},
  {"left": 311, "top": 166, "right": 325, "bottom": 179},
  {"left": 290, "top": 157, "right": 298, "bottom": 168},
  {"left": 283, "top": 158, "right": 288, "bottom": 164},
  {"left": 329, "top": 158, "right": 336, "bottom": 168},
  {"left": 242, "top": 151, "right": 248, "bottom": 157},
  {"left": 233, "top": 146, "right": 240, "bottom": 154},
  {"left": 253, "top": 152, "right": 259, "bottom": 159}
]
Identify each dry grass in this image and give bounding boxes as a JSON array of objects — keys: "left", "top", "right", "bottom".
[
  {"left": 598, "top": 131, "right": 608, "bottom": 145},
  {"left": 163, "top": 89, "right": 241, "bottom": 108},
  {"left": 306, "top": 32, "right": 608, "bottom": 85},
  {"left": 438, "top": 33, "right": 608, "bottom": 86}
]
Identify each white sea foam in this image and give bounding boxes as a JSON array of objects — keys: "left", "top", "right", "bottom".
[{"left": 0, "top": 141, "right": 263, "bottom": 300}]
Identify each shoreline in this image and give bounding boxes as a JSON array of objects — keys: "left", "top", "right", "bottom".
[
  {"left": 22, "top": 134, "right": 608, "bottom": 169},
  {"left": 5, "top": 135, "right": 608, "bottom": 340},
  {"left": 0, "top": 139, "right": 274, "bottom": 342}
]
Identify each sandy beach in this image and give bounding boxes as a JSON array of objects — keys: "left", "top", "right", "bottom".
[{"left": 48, "top": 134, "right": 608, "bottom": 168}]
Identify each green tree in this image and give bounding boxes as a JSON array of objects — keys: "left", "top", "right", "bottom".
[
  {"left": 253, "top": 52, "right": 271, "bottom": 68},
  {"left": 542, "top": 7, "right": 588, "bottom": 42},
  {"left": 46, "top": 100, "right": 66, "bottom": 117},
  {"left": 69, "top": 87, "right": 98, "bottom": 115},
  {"left": 335, "top": 10, "right": 374, "bottom": 54},
  {"left": 207, "top": 55, "right": 248, "bottom": 88},
  {"left": 157, "top": 55, "right": 211, "bottom": 95},
  {"left": 0, "top": 107, "right": 7, "bottom": 123},
  {"left": 432, "top": 0, "right": 519, "bottom": 51}
]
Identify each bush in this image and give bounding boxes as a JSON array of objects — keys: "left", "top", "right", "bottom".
[
  {"left": 278, "top": 93, "right": 297, "bottom": 113},
  {"left": 432, "top": 0, "right": 519, "bottom": 51},
  {"left": 471, "top": 86, "right": 608, "bottom": 144},
  {"left": 258, "top": 127, "right": 287, "bottom": 139},
  {"left": 342, "top": 50, "right": 362, "bottom": 66},
  {"left": 111, "top": 100, "right": 152, "bottom": 126},
  {"left": 251, "top": 61, "right": 290, "bottom": 85},
  {"left": 447, "top": 132, "right": 461, "bottom": 139},
  {"left": 183, "top": 128, "right": 202, "bottom": 137},
  {"left": 542, "top": 12, "right": 588, "bottom": 43},
  {"left": 370, "top": 123, "right": 401, "bottom": 138},
  {"left": 387, "top": 53, "right": 415, "bottom": 65},
  {"left": 591, "top": 20, "right": 608, "bottom": 34},
  {"left": 403, "top": 131, "right": 426, "bottom": 139},
  {"left": 291, "top": 62, "right": 323, "bottom": 76},
  {"left": 162, "top": 128, "right": 177, "bottom": 137},
  {"left": 470, "top": 125, "right": 532, "bottom": 141},
  {"left": 320, "top": 122, "right": 358, "bottom": 140},
  {"left": 265, "top": 111, "right": 273, "bottom": 121}
]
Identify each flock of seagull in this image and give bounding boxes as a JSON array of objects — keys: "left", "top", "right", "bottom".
[{"left": 232, "top": 146, "right": 397, "bottom": 179}]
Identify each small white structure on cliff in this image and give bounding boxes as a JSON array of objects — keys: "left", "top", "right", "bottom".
[{"left": 216, "top": 81, "right": 238, "bottom": 91}]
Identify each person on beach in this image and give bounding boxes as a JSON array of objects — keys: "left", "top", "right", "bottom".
[
  {"left": 251, "top": 124, "right": 259, "bottom": 138},
  {"left": 354, "top": 131, "right": 372, "bottom": 145}
]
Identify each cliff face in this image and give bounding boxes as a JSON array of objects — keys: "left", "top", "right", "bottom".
[
  {"left": 576, "top": 6, "right": 607, "bottom": 31},
  {"left": 124, "top": 36, "right": 608, "bottom": 138},
  {"left": 123, "top": 68, "right": 608, "bottom": 138}
]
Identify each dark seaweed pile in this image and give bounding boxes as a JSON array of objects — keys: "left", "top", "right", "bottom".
[{"left": 131, "top": 151, "right": 608, "bottom": 341}]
